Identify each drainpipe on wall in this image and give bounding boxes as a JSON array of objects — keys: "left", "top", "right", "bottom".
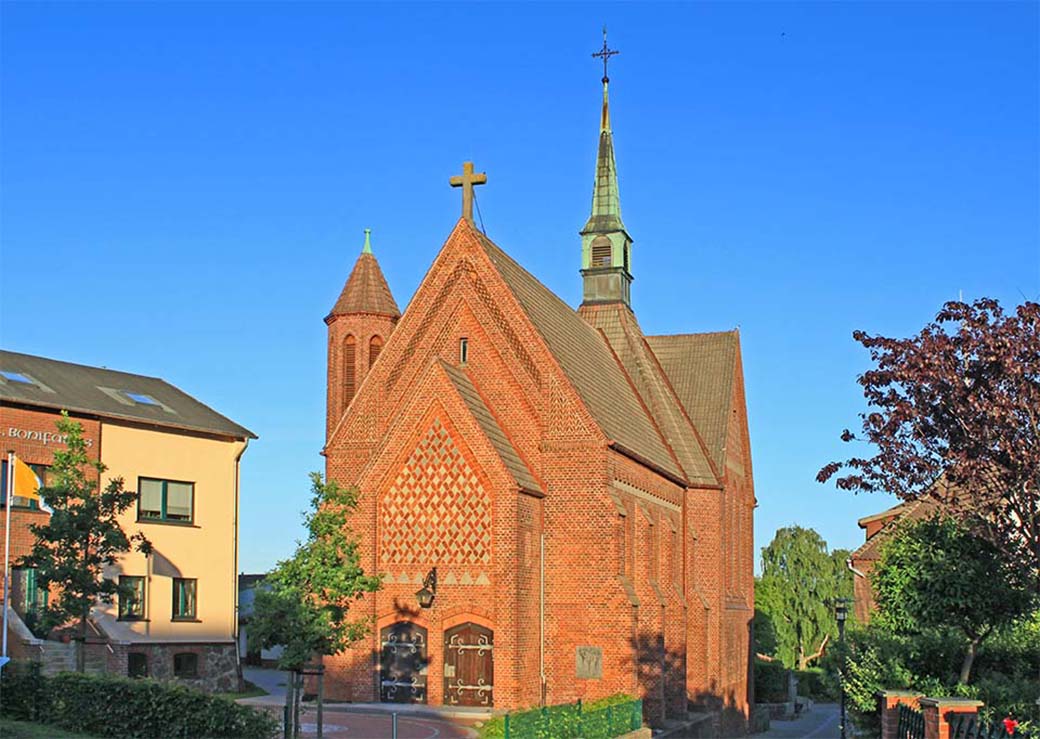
[
  {"left": 232, "top": 439, "right": 249, "bottom": 684},
  {"left": 846, "top": 558, "right": 866, "bottom": 578},
  {"left": 540, "top": 532, "right": 546, "bottom": 706}
]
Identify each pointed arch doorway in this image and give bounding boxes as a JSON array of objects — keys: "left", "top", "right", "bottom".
[
  {"left": 443, "top": 622, "right": 493, "bottom": 706},
  {"left": 379, "top": 621, "right": 428, "bottom": 703}
]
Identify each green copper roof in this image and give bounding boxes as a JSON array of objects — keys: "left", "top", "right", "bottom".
[
  {"left": 581, "top": 80, "right": 627, "bottom": 236},
  {"left": 362, "top": 228, "right": 373, "bottom": 254}
]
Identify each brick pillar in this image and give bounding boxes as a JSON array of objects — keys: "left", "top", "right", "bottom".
[
  {"left": 919, "top": 697, "right": 984, "bottom": 739},
  {"left": 876, "top": 690, "right": 922, "bottom": 739}
]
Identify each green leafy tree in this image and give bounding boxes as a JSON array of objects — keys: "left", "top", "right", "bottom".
[
  {"left": 248, "top": 472, "right": 381, "bottom": 669},
  {"left": 873, "top": 515, "right": 1035, "bottom": 683},
  {"left": 21, "top": 413, "right": 151, "bottom": 670},
  {"left": 756, "top": 526, "right": 854, "bottom": 669}
]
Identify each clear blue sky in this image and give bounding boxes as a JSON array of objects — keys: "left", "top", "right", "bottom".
[{"left": 2, "top": 2, "right": 1037, "bottom": 573}]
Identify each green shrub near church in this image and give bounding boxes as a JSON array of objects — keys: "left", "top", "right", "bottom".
[
  {"left": 0, "top": 661, "right": 278, "bottom": 738},
  {"left": 479, "top": 693, "right": 641, "bottom": 739}
]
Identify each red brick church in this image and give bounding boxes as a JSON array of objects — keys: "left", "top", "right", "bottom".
[{"left": 320, "top": 61, "right": 755, "bottom": 730}]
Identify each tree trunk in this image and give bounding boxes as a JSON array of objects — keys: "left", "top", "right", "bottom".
[
  {"left": 77, "top": 610, "right": 87, "bottom": 673},
  {"left": 959, "top": 637, "right": 980, "bottom": 684}
]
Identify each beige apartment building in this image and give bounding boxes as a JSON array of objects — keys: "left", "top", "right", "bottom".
[{"left": 1, "top": 350, "right": 254, "bottom": 691}]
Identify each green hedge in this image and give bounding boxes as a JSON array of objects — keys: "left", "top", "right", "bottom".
[
  {"left": 480, "top": 694, "right": 641, "bottom": 739},
  {"left": 754, "top": 659, "right": 788, "bottom": 702},
  {"left": 0, "top": 661, "right": 278, "bottom": 738}
]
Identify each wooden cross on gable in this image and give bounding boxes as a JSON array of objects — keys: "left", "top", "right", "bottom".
[{"left": 449, "top": 161, "right": 487, "bottom": 224}]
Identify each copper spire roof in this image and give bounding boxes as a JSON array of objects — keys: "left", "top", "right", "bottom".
[
  {"left": 328, "top": 231, "right": 400, "bottom": 319},
  {"left": 581, "top": 78, "right": 627, "bottom": 237}
]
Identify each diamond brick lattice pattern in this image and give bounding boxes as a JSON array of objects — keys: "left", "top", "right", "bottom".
[{"left": 380, "top": 418, "right": 491, "bottom": 565}]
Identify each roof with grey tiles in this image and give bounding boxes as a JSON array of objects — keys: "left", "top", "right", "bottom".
[
  {"left": 582, "top": 307, "right": 719, "bottom": 485},
  {"left": 0, "top": 350, "right": 255, "bottom": 439},
  {"left": 475, "top": 231, "right": 684, "bottom": 480},
  {"left": 645, "top": 331, "right": 739, "bottom": 474},
  {"left": 440, "top": 361, "right": 543, "bottom": 495}
]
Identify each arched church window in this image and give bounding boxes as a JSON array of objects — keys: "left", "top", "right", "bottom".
[
  {"left": 590, "top": 237, "right": 612, "bottom": 267},
  {"left": 369, "top": 335, "right": 384, "bottom": 369},
  {"left": 343, "top": 335, "right": 357, "bottom": 404}
]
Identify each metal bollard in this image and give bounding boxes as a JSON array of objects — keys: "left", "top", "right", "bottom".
[{"left": 392, "top": 711, "right": 399, "bottom": 739}]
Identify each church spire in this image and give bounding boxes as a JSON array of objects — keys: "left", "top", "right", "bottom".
[{"left": 581, "top": 28, "right": 634, "bottom": 308}]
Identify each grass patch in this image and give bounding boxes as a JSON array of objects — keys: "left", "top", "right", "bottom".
[
  {"left": 215, "top": 678, "right": 269, "bottom": 701},
  {"left": 0, "top": 718, "right": 99, "bottom": 738}
]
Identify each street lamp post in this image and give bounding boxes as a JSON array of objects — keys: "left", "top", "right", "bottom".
[{"left": 836, "top": 599, "right": 849, "bottom": 739}]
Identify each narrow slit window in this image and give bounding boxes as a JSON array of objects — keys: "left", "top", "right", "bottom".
[
  {"left": 343, "top": 335, "right": 357, "bottom": 404},
  {"left": 459, "top": 338, "right": 469, "bottom": 364},
  {"left": 369, "top": 335, "right": 383, "bottom": 369}
]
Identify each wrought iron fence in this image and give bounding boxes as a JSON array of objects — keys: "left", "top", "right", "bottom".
[
  {"left": 485, "top": 698, "right": 643, "bottom": 739},
  {"left": 950, "top": 713, "right": 1023, "bottom": 739},
  {"left": 897, "top": 703, "right": 926, "bottom": 739}
]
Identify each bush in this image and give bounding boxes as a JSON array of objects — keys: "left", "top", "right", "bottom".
[
  {"left": 754, "top": 659, "right": 788, "bottom": 702},
  {"left": 0, "top": 662, "right": 277, "bottom": 738},
  {"left": 479, "top": 694, "right": 640, "bottom": 739},
  {"left": 832, "top": 614, "right": 1040, "bottom": 738}
]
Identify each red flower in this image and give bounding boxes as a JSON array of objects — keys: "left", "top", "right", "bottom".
[{"left": 1003, "top": 716, "right": 1018, "bottom": 735}]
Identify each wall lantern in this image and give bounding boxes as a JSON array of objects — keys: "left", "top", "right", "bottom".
[{"left": 416, "top": 568, "right": 437, "bottom": 609}]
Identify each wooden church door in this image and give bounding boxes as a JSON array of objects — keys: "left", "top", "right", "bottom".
[
  {"left": 443, "top": 622, "right": 493, "bottom": 706},
  {"left": 379, "top": 622, "right": 428, "bottom": 703}
]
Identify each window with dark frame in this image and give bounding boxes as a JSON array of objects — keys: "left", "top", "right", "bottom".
[
  {"left": 127, "top": 652, "right": 148, "bottom": 678},
  {"left": 459, "top": 337, "right": 469, "bottom": 364},
  {"left": 172, "top": 578, "right": 197, "bottom": 620},
  {"left": 118, "top": 576, "right": 146, "bottom": 620},
  {"left": 173, "top": 652, "right": 198, "bottom": 678},
  {"left": 138, "top": 478, "right": 194, "bottom": 523}
]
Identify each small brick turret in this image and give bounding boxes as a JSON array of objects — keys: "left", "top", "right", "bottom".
[{"left": 325, "top": 229, "right": 400, "bottom": 440}]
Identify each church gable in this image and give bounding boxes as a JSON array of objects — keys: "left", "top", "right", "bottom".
[
  {"left": 380, "top": 416, "right": 492, "bottom": 566},
  {"left": 327, "top": 219, "right": 604, "bottom": 457}
]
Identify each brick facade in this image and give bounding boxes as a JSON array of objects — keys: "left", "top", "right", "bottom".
[
  {"left": 0, "top": 405, "right": 100, "bottom": 568},
  {"left": 322, "top": 219, "right": 755, "bottom": 730}
]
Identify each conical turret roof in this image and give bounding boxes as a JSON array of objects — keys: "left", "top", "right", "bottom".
[{"left": 328, "top": 230, "right": 400, "bottom": 319}]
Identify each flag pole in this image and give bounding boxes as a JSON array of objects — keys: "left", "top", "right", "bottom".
[{"left": 3, "top": 450, "right": 15, "bottom": 659}]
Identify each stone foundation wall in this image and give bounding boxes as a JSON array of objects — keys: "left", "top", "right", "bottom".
[{"left": 107, "top": 642, "right": 239, "bottom": 693}]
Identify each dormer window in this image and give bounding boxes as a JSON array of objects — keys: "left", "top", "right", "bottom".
[
  {"left": 0, "top": 371, "right": 34, "bottom": 385},
  {"left": 459, "top": 338, "right": 469, "bottom": 364}
]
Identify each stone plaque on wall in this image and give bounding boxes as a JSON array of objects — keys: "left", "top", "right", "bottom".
[{"left": 575, "top": 646, "right": 603, "bottom": 679}]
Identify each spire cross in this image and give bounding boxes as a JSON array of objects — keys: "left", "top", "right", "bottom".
[
  {"left": 592, "top": 26, "right": 619, "bottom": 83},
  {"left": 449, "top": 161, "right": 487, "bottom": 224}
]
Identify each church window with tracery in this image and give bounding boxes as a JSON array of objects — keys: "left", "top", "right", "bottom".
[{"left": 343, "top": 335, "right": 356, "bottom": 405}]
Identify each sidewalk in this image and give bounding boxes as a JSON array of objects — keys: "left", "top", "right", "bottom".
[{"left": 758, "top": 702, "right": 841, "bottom": 738}]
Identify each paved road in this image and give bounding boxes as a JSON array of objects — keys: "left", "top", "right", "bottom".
[
  {"left": 758, "top": 703, "right": 842, "bottom": 738},
  {"left": 240, "top": 668, "right": 477, "bottom": 738}
]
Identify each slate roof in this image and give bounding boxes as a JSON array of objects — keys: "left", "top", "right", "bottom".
[
  {"left": 646, "top": 332, "right": 740, "bottom": 475},
  {"left": 440, "top": 362, "right": 543, "bottom": 495},
  {"left": 475, "top": 232, "right": 684, "bottom": 480},
  {"left": 329, "top": 252, "right": 400, "bottom": 319},
  {"left": 0, "top": 350, "right": 255, "bottom": 439}
]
